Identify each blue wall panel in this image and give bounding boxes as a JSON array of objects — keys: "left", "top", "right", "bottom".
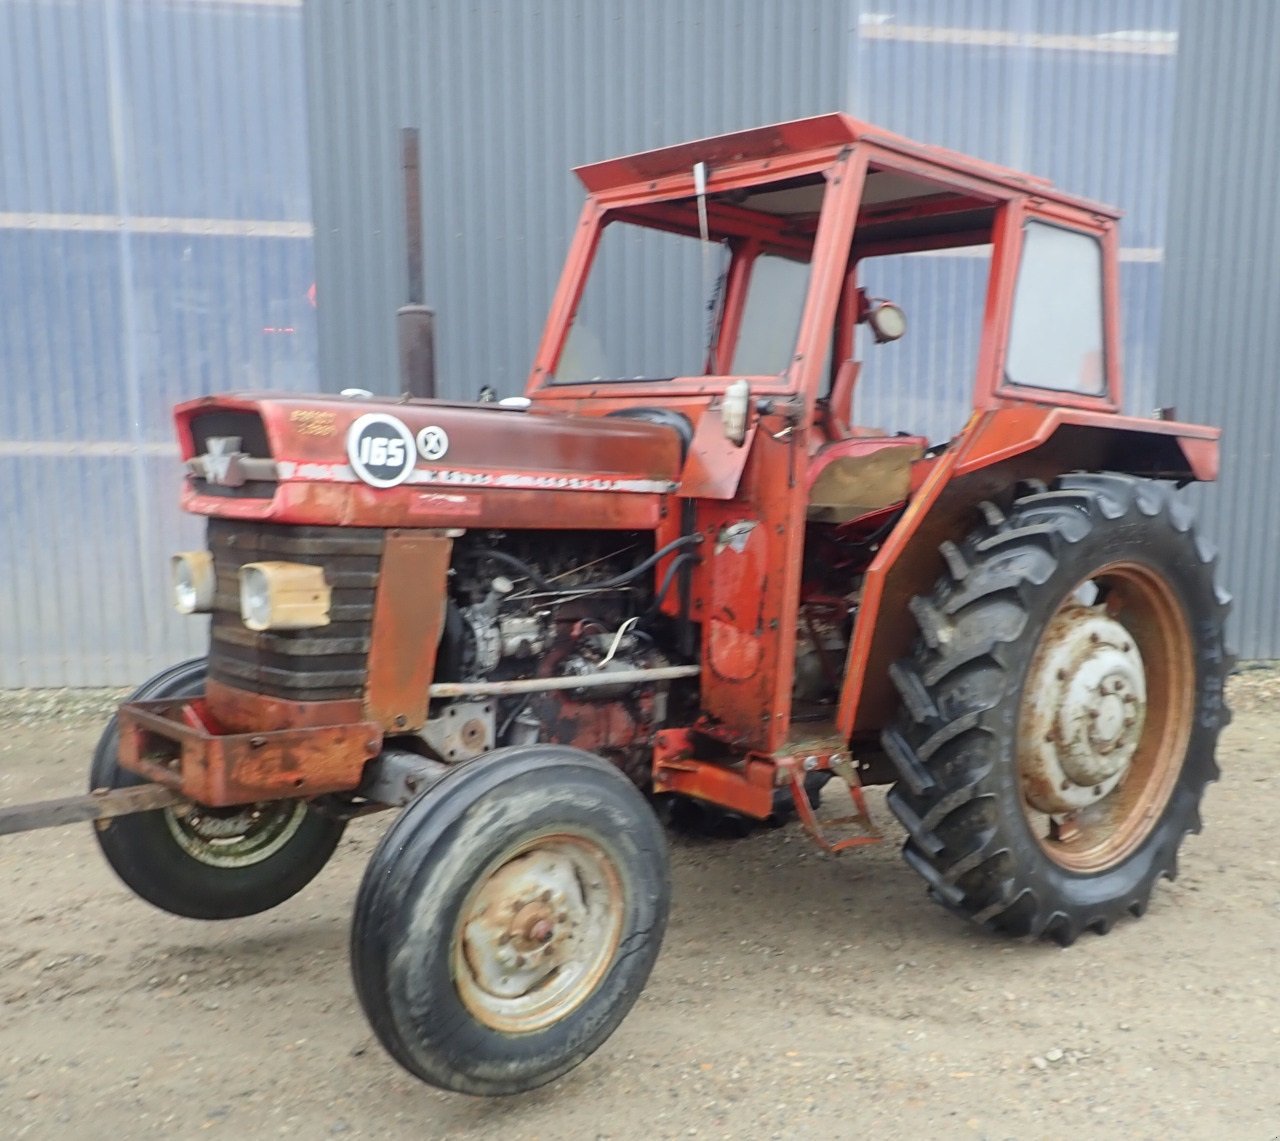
[{"left": 0, "top": 0, "right": 316, "bottom": 686}]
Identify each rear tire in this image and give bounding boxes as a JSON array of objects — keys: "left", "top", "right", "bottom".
[
  {"left": 882, "top": 474, "right": 1230, "bottom": 944},
  {"left": 90, "top": 659, "right": 346, "bottom": 919},
  {"left": 351, "top": 744, "right": 670, "bottom": 1095}
]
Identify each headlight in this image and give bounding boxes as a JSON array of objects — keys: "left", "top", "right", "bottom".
[
  {"left": 171, "top": 551, "right": 215, "bottom": 614},
  {"left": 238, "top": 562, "right": 332, "bottom": 632}
]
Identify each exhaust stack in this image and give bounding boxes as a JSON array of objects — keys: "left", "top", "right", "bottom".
[{"left": 397, "top": 126, "right": 437, "bottom": 399}]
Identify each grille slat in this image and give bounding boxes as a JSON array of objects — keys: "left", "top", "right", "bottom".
[{"left": 207, "top": 520, "right": 384, "bottom": 701}]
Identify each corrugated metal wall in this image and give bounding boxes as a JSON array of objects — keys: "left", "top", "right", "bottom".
[
  {"left": 305, "top": 0, "right": 1180, "bottom": 435},
  {"left": 303, "top": 0, "right": 852, "bottom": 400},
  {"left": 849, "top": 0, "right": 1180, "bottom": 442},
  {"left": 0, "top": 0, "right": 317, "bottom": 685},
  {"left": 1157, "top": 0, "right": 1280, "bottom": 657},
  {"left": 6, "top": 0, "right": 1274, "bottom": 684}
]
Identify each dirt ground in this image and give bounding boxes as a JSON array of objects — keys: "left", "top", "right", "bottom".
[{"left": 0, "top": 675, "right": 1277, "bottom": 1141}]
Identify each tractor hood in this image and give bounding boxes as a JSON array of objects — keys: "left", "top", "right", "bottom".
[{"left": 175, "top": 394, "right": 683, "bottom": 530}]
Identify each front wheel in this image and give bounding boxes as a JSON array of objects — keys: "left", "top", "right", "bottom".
[
  {"left": 883, "top": 474, "right": 1230, "bottom": 944},
  {"left": 351, "top": 744, "right": 670, "bottom": 1095},
  {"left": 90, "top": 659, "right": 346, "bottom": 919}
]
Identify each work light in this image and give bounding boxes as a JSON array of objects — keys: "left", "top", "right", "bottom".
[
  {"left": 238, "top": 562, "right": 332, "bottom": 631},
  {"left": 170, "top": 551, "right": 215, "bottom": 614}
]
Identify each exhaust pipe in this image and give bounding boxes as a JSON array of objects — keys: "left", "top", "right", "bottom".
[{"left": 397, "top": 126, "right": 437, "bottom": 399}]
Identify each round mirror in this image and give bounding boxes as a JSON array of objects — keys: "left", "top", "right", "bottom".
[{"left": 867, "top": 301, "right": 907, "bottom": 344}]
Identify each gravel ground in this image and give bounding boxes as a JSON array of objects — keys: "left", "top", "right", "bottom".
[{"left": 0, "top": 672, "right": 1277, "bottom": 1139}]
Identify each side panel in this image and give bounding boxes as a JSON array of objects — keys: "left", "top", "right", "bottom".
[
  {"left": 694, "top": 154, "right": 866, "bottom": 751},
  {"left": 695, "top": 429, "right": 805, "bottom": 750},
  {"left": 364, "top": 530, "right": 454, "bottom": 731}
]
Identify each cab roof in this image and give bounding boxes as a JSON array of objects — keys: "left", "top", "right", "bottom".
[{"left": 574, "top": 112, "right": 1120, "bottom": 220}]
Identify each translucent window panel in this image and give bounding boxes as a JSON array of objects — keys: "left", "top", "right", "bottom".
[
  {"left": 730, "top": 253, "right": 811, "bottom": 376},
  {"left": 554, "top": 222, "right": 724, "bottom": 382},
  {"left": 1006, "top": 222, "right": 1106, "bottom": 394}
]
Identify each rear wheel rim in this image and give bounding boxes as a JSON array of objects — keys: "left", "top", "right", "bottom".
[
  {"left": 452, "top": 833, "right": 625, "bottom": 1034},
  {"left": 1016, "top": 561, "right": 1194, "bottom": 872}
]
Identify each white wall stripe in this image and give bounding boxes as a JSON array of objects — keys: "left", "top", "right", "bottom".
[
  {"left": 858, "top": 23, "right": 1176, "bottom": 57},
  {"left": 0, "top": 211, "right": 313, "bottom": 238}
]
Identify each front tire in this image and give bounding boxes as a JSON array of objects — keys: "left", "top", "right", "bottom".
[
  {"left": 351, "top": 744, "right": 670, "bottom": 1095},
  {"left": 90, "top": 659, "right": 346, "bottom": 919},
  {"left": 882, "top": 474, "right": 1230, "bottom": 944}
]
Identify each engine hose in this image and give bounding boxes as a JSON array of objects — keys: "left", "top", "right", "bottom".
[
  {"left": 472, "top": 548, "right": 555, "bottom": 593},
  {"left": 591, "top": 533, "right": 704, "bottom": 590},
  {"left": 477, "top": 533, "right": 702, "bottom": 598},
  {"left": 648, "top": 551, "right": 701, "bottom": 616}
]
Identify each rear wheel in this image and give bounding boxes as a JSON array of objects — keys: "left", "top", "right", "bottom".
[
  {"left": 90, "top": 659, "right": 346, "bottom": 919},
  {"left": 351, "top": 744, "right": 670, "bottom": 1095},
  {"left": 882, "top": 474, "right": 1230, "bottom": 944}
]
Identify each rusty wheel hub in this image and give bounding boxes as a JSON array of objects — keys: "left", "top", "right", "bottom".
[
  {"left": 1019, "top": 606, "right": 1147, "bottom": 815},
  {"left": 453, "top": 835, "right": 624, "bottom": 1034},
  {"left": 1016, "top": 562, "right": 1193, "bottom": 873}
]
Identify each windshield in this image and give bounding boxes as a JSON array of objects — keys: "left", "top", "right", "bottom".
[
  {"left": 551, "top": 176, "right": 824, "bottom": 384},
  {"left": 555, "top": 223, "right": 730, "bottom": 382}
]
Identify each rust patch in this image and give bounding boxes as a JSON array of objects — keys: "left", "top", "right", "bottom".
[
  {"left": 117, "top": 698, "right": 380, "bottom": 807},
  {"left": 206, "top": 679, "right": 363, "bottom": 734}
]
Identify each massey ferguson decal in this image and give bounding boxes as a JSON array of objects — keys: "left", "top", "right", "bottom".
[{"left": 416, "top": 425, "right": 450, "bottom": 461}]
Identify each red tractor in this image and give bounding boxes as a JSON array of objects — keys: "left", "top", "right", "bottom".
[{"left": 36, "top": 116, "right": 1231, "bottom": 1094}]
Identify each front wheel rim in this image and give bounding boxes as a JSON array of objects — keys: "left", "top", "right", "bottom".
[
  {"left": 1016, "top": 562, "right": 1194, "bottom": 873},
  {"left": 164, "top": 800, "right": 308, "bottom": 868},
  {"left": 452, "top": 833, "right": 625, "bottom": 1034}
]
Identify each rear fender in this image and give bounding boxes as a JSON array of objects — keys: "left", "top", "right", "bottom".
[
  {"left": 835, "top": 407, "right": 1220, "bottom": 751},
  {"left": 953, "top": 406, "right": 1219, "bottom": 482}
]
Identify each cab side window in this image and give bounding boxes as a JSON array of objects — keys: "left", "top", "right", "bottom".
[{"left": 1005, "top": 221, "right": 1106, "bottom": 395}]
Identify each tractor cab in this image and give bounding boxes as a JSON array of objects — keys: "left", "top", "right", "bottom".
[{"left": 524, "top": 115, "right": 1138, "bottom": 579}]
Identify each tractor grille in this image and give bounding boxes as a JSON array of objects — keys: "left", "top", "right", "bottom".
[
  {"left": 207, "top": 519, "right": 385, "bottom": 701},
  {"left": 189, "top": 409, "right": 277, "bottom": 499}
]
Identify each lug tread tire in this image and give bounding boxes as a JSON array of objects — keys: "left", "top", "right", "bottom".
[{"left": 881, "top": 475, "right": 1230, "bottom": 945}]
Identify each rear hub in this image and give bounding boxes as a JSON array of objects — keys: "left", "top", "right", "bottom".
[{"left": 1018, "top": 605, "right": 1147, "bottom": 815}]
